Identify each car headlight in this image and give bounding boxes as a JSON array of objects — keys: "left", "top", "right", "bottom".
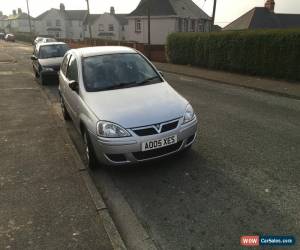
[
  {"left": 97, "top": 121, "right": 131, "bottom": 138},
  {"left": 42, "top": 67, "right": 54, "bottom": 72},
  {"left": 183, "top": 104, "right": 195, "bottom": 124}
]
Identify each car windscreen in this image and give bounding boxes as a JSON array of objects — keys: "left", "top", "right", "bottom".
[
  {"left": 82, "top": 53, "right": 162, "bottom": 92},
  {"left": 39, "top": 44, "right": 69, "bottom": 59}
]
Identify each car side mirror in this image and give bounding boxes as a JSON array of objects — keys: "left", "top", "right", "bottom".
[
  {"left": 69, "top": 80, "right": 79, "bottom": 92},
  {"left": 31, "top": 55, "right": 37, "bottom": 60},
  {"left": 159, "top": 71, "right": 164, "bottom": 77}
]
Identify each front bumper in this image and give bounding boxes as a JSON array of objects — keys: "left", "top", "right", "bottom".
[{"left": 89, "top": 117, "right": 198, "bottom": 166}]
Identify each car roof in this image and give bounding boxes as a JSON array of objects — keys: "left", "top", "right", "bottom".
[
  {"left": 37, "top": 42, "right": 67, "bottom": 49},
  {"left": 72, "top": 46, "right": 137, "bottom": 58}
]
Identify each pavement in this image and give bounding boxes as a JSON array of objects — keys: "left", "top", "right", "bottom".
[
  {"left": 0, "top": 41, "right": 125, "bottom": 249},
  {"left": 155, "top": 62, "right": 300, "bottom": 99}
]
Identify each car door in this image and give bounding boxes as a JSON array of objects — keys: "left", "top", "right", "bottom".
[
  {"left": 59, "top": 53, "right": 71, "bottom": 98},
  {"left": 64, "top": 55, "right": 81, "bottom": 122}
]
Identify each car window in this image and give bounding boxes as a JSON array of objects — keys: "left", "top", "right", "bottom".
[
  {"left": 38, "top": 44, "right": 69, "bottom": 59},
  {"left": 61, "top": 53, "right": 71, "bottom": 76},
  {"left": 82, "top": 53, "right": 162, "bottom": 92},
  {"left": 66, "top": 56, "right": 78, "bottom": 82}
]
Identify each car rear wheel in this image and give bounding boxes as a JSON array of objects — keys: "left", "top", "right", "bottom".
[
  {"left": 60, "top": 95, "right": 71, "bottom": 121},
  {"left": 83, "top": 130, "right": 98, "bottom": 170}
]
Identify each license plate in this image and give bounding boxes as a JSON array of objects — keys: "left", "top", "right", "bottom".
[{"left": 142, "top": 135, "right": 177, "bottom": 151}]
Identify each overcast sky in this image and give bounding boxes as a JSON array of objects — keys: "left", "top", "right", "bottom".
[{"left": 0, "top": 0, "right": 299, "bottom": 27}]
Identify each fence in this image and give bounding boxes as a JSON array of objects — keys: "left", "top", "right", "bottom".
[{"left": 59, "top": 38, "right": 167, "bottom": 63}]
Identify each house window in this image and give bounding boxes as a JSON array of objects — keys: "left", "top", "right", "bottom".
[
  {"left": 122, "top": 25, "right": 125, "bottom": 31},
  {"left": 178, "top": 18, "right": 182, "bottom": 32},
  {"left": 55, "top": 32, "right": 60, "bottom": 38},
  {"left": 191, "top": 20, "right": 195, "bottom": 32},
  {"left": 183, "top": 19, "right": 188, "bottom": 32},
  {"left": 109, "top": 24, "right": 114, "bottom": 31},
  {"left": 135, "top": 19, "right": 141, "bottom": 32},
  {"left": 98, "top": 24, "right": 104, "bottom": 31},
  {"left": 56, "top": 20, "right": 61, "bottom": 26},
  {"left": 46, "top": 20, "right": 52, "bottom": 27},
  {"left": 198, "top": 20, "right": 204, "bottom": 32},
  {"left": 78, "top": 21, "right": 82, "bottom": 27}
]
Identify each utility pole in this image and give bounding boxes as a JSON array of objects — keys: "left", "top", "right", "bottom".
[
  {"left": 211, "top": 0, "right": 217, "bottom": 31},
  {"left": 147, "top": 0, "right": 151, "bottom": 59},
  {"left": 26, "top": 0, "right": 33, "bottom": 36},
  {"left": 86, "top": 0, "right": 93, "bottom": 42}
]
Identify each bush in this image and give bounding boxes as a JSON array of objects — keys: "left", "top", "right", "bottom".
[
  {"left": 167, "top": 29, "right": 300, "bottom": 81},
  {"left": 14, "top": 32, "right": 35, "bottom": 43}
]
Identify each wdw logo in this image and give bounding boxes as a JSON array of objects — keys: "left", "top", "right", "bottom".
[{"left": 240, "top": 235, "right": 296, "bottom": 247}]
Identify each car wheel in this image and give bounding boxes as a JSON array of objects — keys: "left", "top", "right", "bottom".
[
  {"left": 83, "top": 130, "right": 98, "bottom": 170},
  {"left": 34, "top": 68, "right": 39, "bottom": 79},
  {"left": 39, "top": 73, "right": 45, "bottom": 85},
  {"left": 60, "top": 95, "right": 71, "bottom": 121}
]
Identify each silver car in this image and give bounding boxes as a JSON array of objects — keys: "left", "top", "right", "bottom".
[{"left": 59, "top": 46, "right": 197, "bottom": 168}]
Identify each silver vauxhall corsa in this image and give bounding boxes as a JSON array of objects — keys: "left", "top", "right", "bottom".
[{"left": 59, "top": 46, "right": 197, "bottom": 168}]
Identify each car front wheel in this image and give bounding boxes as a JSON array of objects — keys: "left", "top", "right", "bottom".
[
  {"left": 83, "top": 130, "right": 98, "bottom": 170},
  {"left": 60, "top": 95, "right": 71, "bottom": 121}
]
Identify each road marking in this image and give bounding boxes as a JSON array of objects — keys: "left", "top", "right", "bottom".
[
  {"left": 180, "top": 77, "right": 195, "bottom": 82},
  {"left": 0, "top": 88, "right": 38, "bottom": 91},
  {"left": 0, "top": 71, "right": 13, "bottom": 75}
]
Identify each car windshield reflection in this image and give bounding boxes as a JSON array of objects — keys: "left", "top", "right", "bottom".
[
  {"left": 39, "top": 44, "right": 69, "bottom": 59},
  {"left": 82, "top": 53, "right": 162, "bottom": 92}
]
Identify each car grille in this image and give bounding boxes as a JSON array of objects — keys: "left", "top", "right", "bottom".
[
  {"left": 133, "top": 141, "right": 182, "bottom": 160},
  {"left": 133, "top": 120, "right": 179, "bottom": 136}
]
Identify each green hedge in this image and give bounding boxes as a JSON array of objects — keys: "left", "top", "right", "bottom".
[
  {"left": 14, "top": 32, "right": 34, "bottom": 43},
  {"left": 167, "top": 29, "right": 300, "bottom": 81}
]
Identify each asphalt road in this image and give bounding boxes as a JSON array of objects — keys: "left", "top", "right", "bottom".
[{"left": 3, "top": 41, "right": 300, "bottom": 250}]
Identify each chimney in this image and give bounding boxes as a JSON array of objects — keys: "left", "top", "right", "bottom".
[
  {"left": 60, "top": 3, "right": 66, "bottom": 12},
  {"left": 110, "top": 6, "right": 115, "bottom": 15},
  {"left": 13, "top": 10, "right": 17, "bottom": 16},
  {"left": 18, "top": 8, "right": 22, "bottom": 14},
  {"left": 265, "top": 0, "right": 275, "bottom": 12}
]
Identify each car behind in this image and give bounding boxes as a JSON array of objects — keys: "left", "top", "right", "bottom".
[
  {"left": 5, "top": 34, "right": 15, "bottom": 42},
  {"left": 31, "top": 42, "right": 69, "bottom": 85}
]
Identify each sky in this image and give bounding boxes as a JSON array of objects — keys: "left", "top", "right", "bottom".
[{"left": 0, "top": 0, "right": 300, "bottom": 27}]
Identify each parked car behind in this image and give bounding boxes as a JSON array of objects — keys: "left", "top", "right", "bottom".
[
  {"left": 33, "top": 36, "right": 44, "bottom": 45},
  {"left": 33, "top": 36, "right": 56, "bottom": 46},
  {"left": 31, "top": 42, "right": 70, "bottom": 85},
  {"left": 59, "top": 46, "right": 197, "bottom": 168},
  {"left": 5, "top": 34, "right": 15, "bottom": 42},
  {"left": 41, "top": 37, "right": 57, "bottom": 43},
  {"left": 0, "top": 33, "right": 5, "bottom": 40}
]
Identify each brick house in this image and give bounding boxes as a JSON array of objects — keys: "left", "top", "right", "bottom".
[{"left": 224, "top": 0, "right": 300, "bottom": 30}]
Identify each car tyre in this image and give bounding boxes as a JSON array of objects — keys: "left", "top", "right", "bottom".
[
  {"left": 83, "top": 130, "right": 98, "bottom": 170},
  {"left": 39, "top": 73, "right": 45, "bottom": 85},
  {"left": 60, "top": 95, "right": 71, "bottom": 121}
]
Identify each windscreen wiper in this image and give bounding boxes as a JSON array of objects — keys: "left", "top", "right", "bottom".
[
  {"left": 137, "top": 76, "right": 162, "bottom": 85},
  {"left": 100, "top": 81, "right": 138, "bottom": 91}
]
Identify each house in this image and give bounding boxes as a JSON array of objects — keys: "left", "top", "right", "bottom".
[
  {"left": 0, "top": 9, "right": 34, "bottom": 33},
  {"left": 35, "top": 4, "right": 86, "bottom": 40},
  {"left": 224, "top": 0, "right": 300, "bottom": 30},
  {"left": 127, "top": 0, "right": 211, "bottom": 45},
  {"left": 84, "top": 7, "right": 128, "bottom": 41},
  {"left": 0, "top": 11, "right": 8, "bottom": 32}
]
